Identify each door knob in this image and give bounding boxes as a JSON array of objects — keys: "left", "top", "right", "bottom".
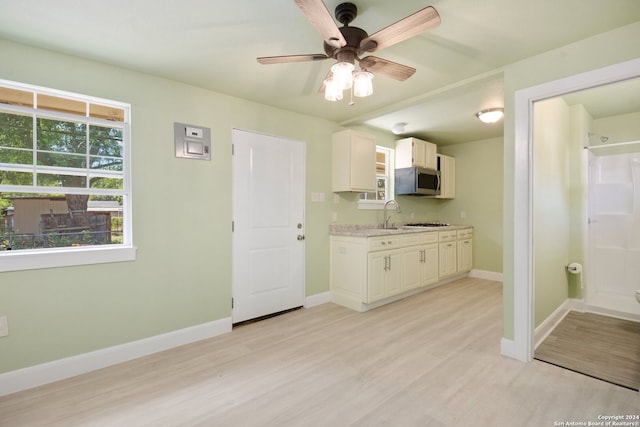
[{"left": 297, "top": 235, "right": 306, "bottom": 241}]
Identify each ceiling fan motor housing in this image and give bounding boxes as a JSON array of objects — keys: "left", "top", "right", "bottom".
[
  {"left": 323, "top": 25, "right": 368, "bottom": 63},
  {"left": 335, "top": 2, "right": 358, "bottom": 25}
]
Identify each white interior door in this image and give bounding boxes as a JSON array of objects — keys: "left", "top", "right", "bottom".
[{"left": 232, "top": 129, "right": 305, "bottom": 323}]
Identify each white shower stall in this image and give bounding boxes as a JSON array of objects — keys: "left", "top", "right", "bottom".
[{"left": 586, "top": 142, "right": 640, "bottom": 316}]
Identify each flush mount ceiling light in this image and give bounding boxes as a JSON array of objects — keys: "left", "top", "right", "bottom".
[
  {"left": 476, "top": 108, "right": 504, "bottom": 124},
  {"left": 391, "top": 122, "right": 407, "bottom": 135},
  {"left": 256, "top": 1, "right": 441, "bottom": 104}
]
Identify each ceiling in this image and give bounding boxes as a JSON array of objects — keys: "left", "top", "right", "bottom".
[{"left": 0, "top": 0, "right": 639, "bottom": 145}]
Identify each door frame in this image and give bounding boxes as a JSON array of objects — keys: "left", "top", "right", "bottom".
[{"left": 512, "top": 57, "right": 640, "bottom": 362}]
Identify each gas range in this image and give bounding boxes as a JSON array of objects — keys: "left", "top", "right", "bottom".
[{"left": 403, "top": 222, "right": 451, "bottom": 227}]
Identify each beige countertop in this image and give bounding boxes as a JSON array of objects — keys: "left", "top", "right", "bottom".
[{"left": 329, "top": 223, "right": 472, "bottom": 237}]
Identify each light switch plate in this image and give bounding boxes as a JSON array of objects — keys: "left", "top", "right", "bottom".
[{"left": 0, "top": 315, "right": 8, "bottom": 337}]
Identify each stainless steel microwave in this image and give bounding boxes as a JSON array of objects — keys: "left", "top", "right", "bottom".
[{"left": 395, "top": 166, "right": 441, "bottom": 196}]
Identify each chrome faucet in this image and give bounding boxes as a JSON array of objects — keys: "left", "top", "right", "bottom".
[{"left": 383, "top": 199, "right": 401, "bottom": 229}]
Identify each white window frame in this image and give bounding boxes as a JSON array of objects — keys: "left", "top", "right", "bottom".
[
  {"left": 0, "top": 80, "right": 135, "bottom": 272},
  {"left": 358, "top": 145, "right": 394, "bottom": 210}
]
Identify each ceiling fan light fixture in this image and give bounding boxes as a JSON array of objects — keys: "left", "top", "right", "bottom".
[
  {"left": 324, "top": 77, "right": 343, "bottom": 102},
  {"left": 476, "top": 108, "right": 504, "bottom": 124},
  {"left": 330, "top": 61, "right": 355, "bottom": 90},
  {"left": 353, "top": 70, "right": 374, "bottom": 97}
]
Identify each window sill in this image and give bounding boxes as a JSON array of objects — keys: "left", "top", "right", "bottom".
[{"left": 0, "top": 245, "right": 137, "bottom": 273}]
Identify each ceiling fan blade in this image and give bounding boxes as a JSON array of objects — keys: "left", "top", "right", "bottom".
[
  {"left": 359, "top": 56, "right": 416, "bottom": 81},
  {"left": 257, "top": 54, "right": 329, "bottom": 65},
  {"left": 294, "top": 0, "right": 347, "bottom": 49},
  {"left": 360, "top": 6, "right": 440, "bottom": 52}
]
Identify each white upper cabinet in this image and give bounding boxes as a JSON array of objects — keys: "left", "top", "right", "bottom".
[
  {"left": 332, "top": 129, "right": 376, "bottom": 192},
  {"left": 395, "top": 137, "right": 437, "bottom": 170},
  {"left": 436, "top": 154, "right": 456, "bottom": 199}
]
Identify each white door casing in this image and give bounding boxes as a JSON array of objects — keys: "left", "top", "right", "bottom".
[{"left": 232, "top": 129, "right": 305, "bottom": 323}]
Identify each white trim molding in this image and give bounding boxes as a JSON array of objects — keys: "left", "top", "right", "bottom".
[
  {"left": 500, "top": 338, "right": 515, "bottom": 359},
  {"left": 533, "top": 300, "right": 572, "bottom": 349},
  {"left": 469, "top": 269, "right": 503, "bottom": 282},
  {"left": 0, "top": 317, "right": 232, "bottom": 397},
  {"left": 304, "top": 291, "right": 331, "bottom": 308}
]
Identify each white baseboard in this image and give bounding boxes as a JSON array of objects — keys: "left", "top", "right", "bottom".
[
  {"left": 304, "top": 291, "right": 330, "bottom": 308},
  {"left": 534, "top": 300, "right": 572, "bottom": 349},
  {"left": 0, "top": 317, "right": 232, "bottom": 397},
  {"left": 569, "top": 299, "right": 640, "bottom": 322},
  {"left": 500, "top": 337, "right": 516, "bottom": 359},
  {"left": 469, "top": 269, "right": 503, "bottom": 282}
]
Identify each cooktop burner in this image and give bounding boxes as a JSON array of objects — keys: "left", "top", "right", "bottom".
[{"left": 404, "top": 222, "right": 451, "bottom": 227}]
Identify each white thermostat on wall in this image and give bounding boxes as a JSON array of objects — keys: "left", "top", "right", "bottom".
[{"left": 174, "top": 122, "right": 211, "bottom": 160}]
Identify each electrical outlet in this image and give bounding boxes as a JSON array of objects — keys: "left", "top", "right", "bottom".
[{"left": 0, "top": 315, "right": 8, "bottom": 337}]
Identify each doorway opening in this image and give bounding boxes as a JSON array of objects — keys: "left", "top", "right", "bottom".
[{"left": 512, "top": 57, "right": 640, "bottom": 362}]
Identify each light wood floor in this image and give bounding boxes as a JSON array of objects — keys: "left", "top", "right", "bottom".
[
  {"left": 535, "top": 311, "right": 640, "bottom": 391},
  {"left": 0, "top": 278, "right": 638, "bottom": 426}
]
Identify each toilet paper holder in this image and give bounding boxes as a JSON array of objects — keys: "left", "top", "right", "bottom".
[{"left": 566, "top": 263, "right": 582, "bottom": 274}]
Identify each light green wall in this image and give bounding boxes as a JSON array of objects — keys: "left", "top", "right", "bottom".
[
  {"left": 502, "top": 21, "right": 640, "bottom": 340},
  {"left": 439, "top": 137, "right": 503, "bottom": 273},
  {"left": 533, "top": 98, "right": 571, "bottom": 326},
  {"left": 568, "top": 104, "right": 592, "bottom": 299},
  {"left": 0, "top": 39, "right": 348, "bottom": 373},
  {"left": 593, "top": 111, "right": 640, "bottom": 143}
]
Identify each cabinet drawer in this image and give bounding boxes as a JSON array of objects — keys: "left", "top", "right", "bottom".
[
  {"left": 368, "top": 236, "right": 402, "bottom": 251},
  {"left": 438, "top": 230, "right": 457, "bottom": 242},
  {"left": 421, "top": 232, "right": 439, "bottom": 244},
  {"left": 401, "top": 233, "right": 422, "bottom": 247},
  {"left": 457, "top": 228, "right": 473, "bottom": 239}
]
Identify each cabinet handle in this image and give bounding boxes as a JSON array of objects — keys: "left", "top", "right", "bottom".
[
  {"left": 420, "top": 249, "right": 425, "bottom": 263},
  {"left": 388, "top": 255, "right": 392, "bottom": 270}
]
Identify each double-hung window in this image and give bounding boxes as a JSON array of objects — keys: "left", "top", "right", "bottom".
[{"left": 0, "top": 80, "right": 134, "bottom": 272}]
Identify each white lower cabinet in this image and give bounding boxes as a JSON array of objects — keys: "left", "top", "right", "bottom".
[
  {"left": 438, "top": 228, "right": 473, "bottom": 279},
  {"left": 401, "top": 232, "right": 439, "bottom": 292},
  {"left": 330, "top": 228, "right": 473, "bottom": 311},
  {"left": 330, "top": 231, "right": 443, "bottom": 311},
  {"left": 367, "top": 249, "right": 402, "bottom": 303},
  {"left": 457, "top": 228, "right": 473, "bottom": 272},
  {"left": 438, "top": 230, "right": 458, "bottom": 278}
]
